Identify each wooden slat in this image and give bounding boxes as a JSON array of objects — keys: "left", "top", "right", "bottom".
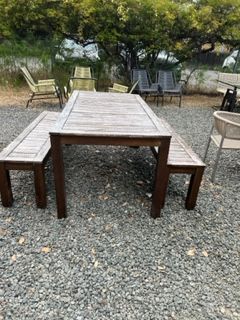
[
  {"left": 153, "top": 118, "right": 205, "bottom": 168},
  {"left": 0, "top": 111, "right": 59, "bottom": 163},
  {"left": 50, "top": 91, "right": 171, "bottom": 140}
]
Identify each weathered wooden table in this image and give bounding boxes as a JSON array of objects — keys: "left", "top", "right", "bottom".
[{"left": 50, "top": 91, "right": 171, "bottom": 219}]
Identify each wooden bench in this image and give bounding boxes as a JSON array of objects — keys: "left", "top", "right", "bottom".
[
  {"left": 0, "top": 111, "right": 59, "bottom": 208},
  {"left": 151, "top": 118, "right": 205, "bottom": 210}
]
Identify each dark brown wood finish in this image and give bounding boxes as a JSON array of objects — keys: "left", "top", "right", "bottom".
[
  {"left": 151, "top": 118, "right": 205, "bottom": 210},
  {"left": 50, "top": 91, "right": 172, "bottom": 219},
  {"left": 0, "top": 111, "right": 59, "bottom": 208}
]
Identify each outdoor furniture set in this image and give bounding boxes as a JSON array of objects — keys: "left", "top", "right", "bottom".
[{"left": 0, "top": 91, "right": 206, "bottom": 218}]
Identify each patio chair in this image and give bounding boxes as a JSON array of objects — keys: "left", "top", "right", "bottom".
[
  {"left": 156, "top": 70, "right": 183, "bottom": 107},
  {"left": 72, "top": 66, "right": 92, "bottom": 78},
  {"left": 108, "top": 80, "right": 139, "bottom": 94},
  {"left": 20, "top": 66, "right": 63, "bottom": 108},
  {"left": 203, "top": 111, "right": 240, "bottom": 182},
  {"left": 131, "top": 69, "right": 162, "bottom": 106},
  {"left": 64, "top": 77, "right": 96, "bottom": 99},
  {"left": 216, "top": 72, "right": 240, "bottom": 111},
  {"left": 108, "top": 83, "right": 128, "bottom": 93}
]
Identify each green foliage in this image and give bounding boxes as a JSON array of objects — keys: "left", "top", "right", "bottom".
[
  {"left": 0, "top": 37, "right": 55, "bottom": 86},
  {"left": 1, "top": 0, "right": 240, "bottom": 82}
]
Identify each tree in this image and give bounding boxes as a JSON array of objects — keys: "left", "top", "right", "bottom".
[{"left": 1, "top": 0, "right": 240, "bottom": 75}]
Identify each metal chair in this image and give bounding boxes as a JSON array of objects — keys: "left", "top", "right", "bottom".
[
  {"left": 156, "top": 70, "right": 183, "bottom": 107},
  {"left": 131, "top": 69, "right": 162, "bottom": 106},
  {"left": 204, "top": 111, "right": 240, "bottom": 182},
  {"left": 20, "top": 66, "right": 63, "bottom": 108}
]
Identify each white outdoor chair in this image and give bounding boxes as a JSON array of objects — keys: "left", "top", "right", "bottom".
[{"left": 204, "top": 111, "right": 240, "bottom": 182}]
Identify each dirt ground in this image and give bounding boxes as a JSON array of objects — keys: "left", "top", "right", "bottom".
[{"left": 0, "top": 86, "right": 221, "bottom": 108}]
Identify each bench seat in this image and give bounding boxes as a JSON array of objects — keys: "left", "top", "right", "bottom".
[
  {"left": 151, "top": 118, "right": 205, "bottom": 210},
  {"left": 0, "top": 111, "right": 59, "bottom": 208}
]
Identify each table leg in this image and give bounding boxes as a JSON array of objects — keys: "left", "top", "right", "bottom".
[
  {"left": 50, "top": 135, "right": 66, "bottom": 219},
  {"left": 150, "top": 139, "right": 170, "bottom": 218}
]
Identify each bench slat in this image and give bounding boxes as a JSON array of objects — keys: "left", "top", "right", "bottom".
[
  {"left": 0, "top": 111, "right": 59, "bottom": 163},
  {"left": 155, "top": 118, "right": 205, "bottom": 167}
]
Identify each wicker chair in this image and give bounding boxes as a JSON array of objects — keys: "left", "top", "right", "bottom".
[
  {"left": 20, "top": 66, "right": 63, "bottom": 108},
  {"left": 204, "top": 111, "right": 240, "bottom": 182},
  {"left": 73, "top": 66, "right": 92, "bottom": 78},
  {"left": 64, "top": 77, "right": 96, "bottom": 99},
  {"left": 108, "top": 83, "right": 128, "bottom": 93},
  {"left": 64, "top": 66, "right": 96, "bottom": 99}
]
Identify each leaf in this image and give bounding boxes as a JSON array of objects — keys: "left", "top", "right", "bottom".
[
  {"left": 105, "top": 224, "right": 113, "bottom": 232},
  {"left": 0, "top": 227, "right": 7, "bottom": 236},
  {"left": 187, "top": 247, "right": 196, "bottom": 256},
  {"left": 18, "top": 236, "right": 25, "bottom": 245},
  {"left": 158, "top": 265, "right": 166, "bottom": 272},
  {"left": 41, "top": 246, "right": 51, "bottom": 253},
  {"left": 11, "top": 254, "right": 17, "bottom": 262},
  {"left": 98, "top": 194, "right": 109, "bottom": 200},
  {"left": 202, "top": 250, "right": 209, "bottom": 257}
]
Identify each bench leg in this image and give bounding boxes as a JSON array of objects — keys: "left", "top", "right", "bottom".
[
  {"left": 185, "top": 167, "right": 205, "bottom": 210},
  {"left": 151, "top": 139, "right": 170, "bottom": 218},
  {"left": 0, "top": 163, "right": 13, "bottom": 207},
  {"left": 34, "top": 164, "right": 47, "bottom": 208}
]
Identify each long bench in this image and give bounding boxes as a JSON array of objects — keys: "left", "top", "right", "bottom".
[
  {"left": 151, "top": 118, "right": 205, "bottom": 210},
  {"left": 0, "top": 111, "right": 59, "bottom": 208}
]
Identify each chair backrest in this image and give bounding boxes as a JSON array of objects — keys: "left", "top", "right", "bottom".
[
  {"left": 131, "top": 69, "right": 151, "bottom": 91},
  {"left": 20, "top": 66, "right": 37, "bottom": 92},
  {"left": 70, "top": 77, "right": 96, "bottom": 93},
  {"left": 214, "top": 111, "right": 240, "bottom": 140},
  {"left": 156, "top": 70, "right": 176, "bottom": 90},
  {"left": 73, "top": 66, "right": 92, "bottom": 78},
  {"left": 109, "top": 83, "right": 128, "bottom": 93},
  {"left": 217, "top": 72, "right": 240, "bottom": 94}
]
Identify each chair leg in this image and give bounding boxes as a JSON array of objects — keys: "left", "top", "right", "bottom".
[
  {"left": 34, "top": 164, "right": 47, "bottom": 208},
  {"left": 185, "top": 167, "right": 205, "bottom": 210},
  {"left": 179, "top": 95, "right": 182, "bottom": 108},
  {"left": 203, "top": 125, "right": 214, "bottom": 161},
  {"left": 0, "top": 163, "right": 13, "bottom": 207},
  {"left": 26, "top": 93, "right": 34, "bottom": 108},
  {"left": 56, "top": 89, "right": 63, "bottom": 109},
  {"left": 211, "top": 143, "right": 223, "bottom": 183}
]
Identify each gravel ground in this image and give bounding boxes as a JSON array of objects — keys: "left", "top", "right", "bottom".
[{"left": 0, "top": 99, "right": 240, "bottom": 320}]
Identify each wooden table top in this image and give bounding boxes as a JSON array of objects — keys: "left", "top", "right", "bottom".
[{"left": 51, "top": 91, "right": 171, "bottom": 139}]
